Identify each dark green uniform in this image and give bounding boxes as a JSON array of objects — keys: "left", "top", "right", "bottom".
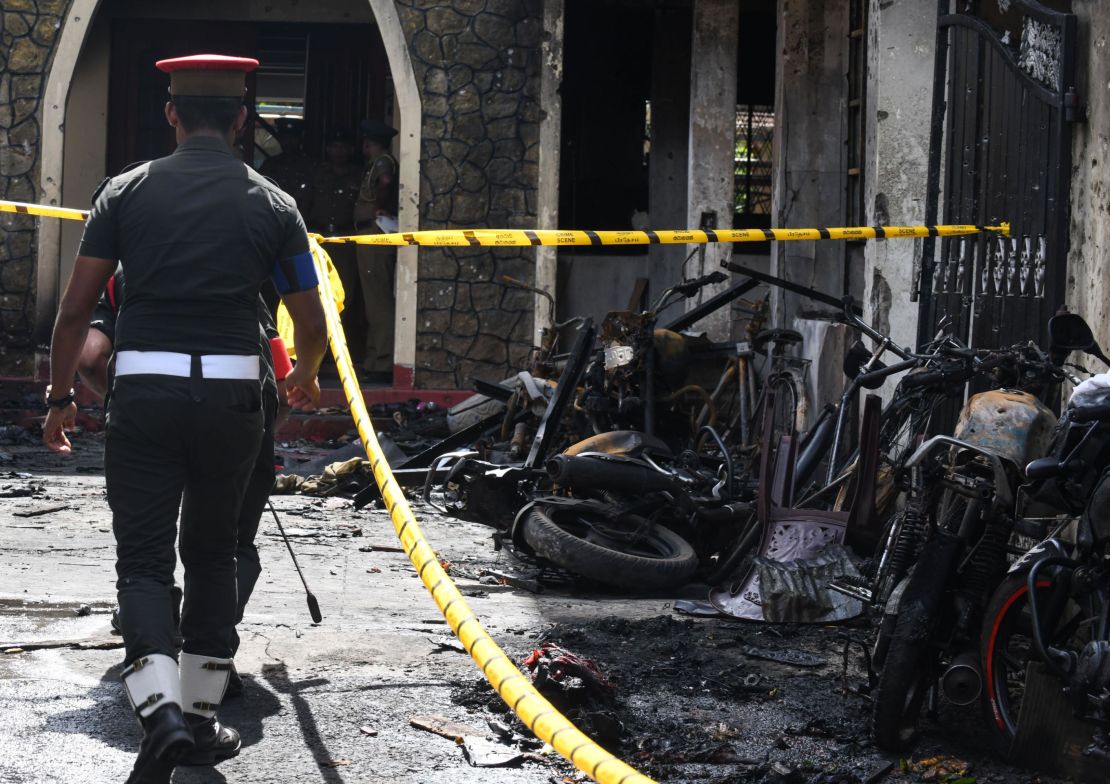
[
  {"left": 79, "top": 135, "right": 316, "bottom": 664},
  {"left": 90, "top": 269, "right": 279, "bottom": 657}
]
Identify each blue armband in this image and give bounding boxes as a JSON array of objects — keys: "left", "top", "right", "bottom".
[{"left": 272, "top": 250, "right": 318, "bottom": 295}]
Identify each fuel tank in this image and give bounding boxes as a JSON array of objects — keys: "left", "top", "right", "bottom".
[{"left": 954, "top": 389, "right": 1057, "bottom": 469}]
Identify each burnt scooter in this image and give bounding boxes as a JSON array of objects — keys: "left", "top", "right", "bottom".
[
  {"left": 870, "top": 334, "right": 1070, "bottom": 751},
  {"left": 432, "top": 272, "right": 744, "bottom": 576},
  {"left": 512, "top": 272, "right": 755, "bottom": 591},
  {"left": 978, "top": 313, "right": 1110, "bottom": 780}
]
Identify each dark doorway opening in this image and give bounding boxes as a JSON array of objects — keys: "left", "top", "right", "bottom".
[
  {"left": 106, "top": 18, "right": 396, "bottom": 380},
  {"left": 107, "top": 20, "right": 391, "bottom": 175}
]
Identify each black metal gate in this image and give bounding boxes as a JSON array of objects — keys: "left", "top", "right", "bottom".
[{"left": 917, "top": 1, "right": 1078, "bottom": 351}]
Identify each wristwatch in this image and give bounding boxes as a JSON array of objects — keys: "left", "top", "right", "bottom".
[{"left": 45, "top": 385, "right": 76, "bottom": 409}]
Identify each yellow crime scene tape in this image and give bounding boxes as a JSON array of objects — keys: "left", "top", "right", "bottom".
[
  {"left": 0, "top": 200, "right": 89, "bottom": 221},
  {"left": 318, "top": 223, "right": 1010, "bottom": 247},
  {"left": 307, "top": 237, "right": 655, "bottom": 784},
  {"left": 1, "top": 195, "right": 655, "bottom": 783},
  {"left": 4, "top": 193, "right": 1014, "bottom": 783},
  {"left": 1, "top": 198, "right": 1009, "bottom": 245}
]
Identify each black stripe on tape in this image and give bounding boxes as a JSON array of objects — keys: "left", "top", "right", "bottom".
[
  {"left": 585, "top": 230, "right": 602, "bottom": 246},
  {"left": 549, "top": 726, "right": 573, "bottom": 745},
  {"left": 645, "top": 230, "right": 660, "bottom": 244},
  {"left": 818, "top": 228, "right": 831, "bottom": 239},
  {"left": 704, "top": 229, "right": 718, "bottom": 243},
  {"left": 418, "top": 557, "right": 436, "bottom": 579},
  {"left": 480, "top": 653, "right": 502, "bottom": 673},
  {"left": 524, "top": 230, "right": 541, "bottom": 246},
  {"left": 428, "top": 578, "right": 444, "bottom": 595},
  {"left": 512, "top": 691, "right": 530, "bottom": 712},
  {"left": 496, "top": 672, "right": 524, "bottom": 691},
  {"left": 457, "top": 616, "right": 477, "bottom": 636},
  {"left": 873, "top": 226, "right": 887, "bottom": 239},
  {"left": 463, "top": 230, "right": 481, "bottom": 247},
  {"left": 617, "top": 772, "right": 637, "bottom": 784},
  {"left": 397, "top": 519, "right": 409, "bottom": 539},
  {"left": 528, "top": 709, "right": 555, "bottom": 733},
  {"left": 762, "top": 229, "right": 775, "bottom": 240},
  {"left": 441, "top": 597, "right": 461, "bottom": 616},
  {"left": 568, "top": 742, "right": 588, "bottom": 762}
]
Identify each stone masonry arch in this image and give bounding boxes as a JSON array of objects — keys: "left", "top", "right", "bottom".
[{"left": 34, "top": 0, "right": 421, "bottom": 379}]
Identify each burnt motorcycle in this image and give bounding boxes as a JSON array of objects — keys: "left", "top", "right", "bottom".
[
  {"left": 978, "top": 314, "right": 1110, "bottom": 779},
  {"left": 870, "top": 339, "right": 1066, "bottom": 751}
]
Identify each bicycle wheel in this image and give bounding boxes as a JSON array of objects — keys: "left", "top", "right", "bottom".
[{"left": 750, "top": 371, "right": 800, "bottom": 447}]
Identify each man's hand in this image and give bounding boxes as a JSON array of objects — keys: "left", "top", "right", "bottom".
[
  {"left": 42, "top": 402, "right": 78, "bottom": 454},
  {"left": 284, "top": 363, "right": 320, "bottom": 411}
]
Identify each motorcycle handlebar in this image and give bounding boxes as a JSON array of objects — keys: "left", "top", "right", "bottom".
[
  {"left": 1069, "top": 403, "right": 1110, "bottom": 423},
  {"left": 673, "top": 271, "right": 728, "bottom": 297},
  {"left": 899, "top": 362, "right": 975, "bottom": 390},
  {"left": 855, "top": 358, "right": 920, "bottom": 388}
]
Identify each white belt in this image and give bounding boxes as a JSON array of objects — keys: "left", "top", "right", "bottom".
[{"left": 115, "top": 350, "right": 260, "bottom": 380}]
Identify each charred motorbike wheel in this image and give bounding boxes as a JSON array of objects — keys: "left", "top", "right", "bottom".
[
  {"left": 872, "top": 537, "right": 959, "bottom": 751},
  {"left": 979, "top": 572, "right": 1085, "bottom": 756},
  {"left": 521, "top": 505, "right": 698, "bottom": 590}
]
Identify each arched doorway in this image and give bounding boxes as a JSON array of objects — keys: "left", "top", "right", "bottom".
[{"left": 35, "top": 0, "right": 420, "bottom": 385}]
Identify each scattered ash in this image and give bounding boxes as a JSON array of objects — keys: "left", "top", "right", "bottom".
[{"left": 453, "top": 615, "right": 1064, "bottom": 784}]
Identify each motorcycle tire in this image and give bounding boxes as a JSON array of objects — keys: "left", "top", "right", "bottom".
[
  {"left": 872, "top": 537, "right": 959, "bottom": 751},
  {"left": 979, "top": 572, "right": 1058, "bottom": 756},
  {"left": 521, "top": 506, "right": 698, "bottom": 590}
]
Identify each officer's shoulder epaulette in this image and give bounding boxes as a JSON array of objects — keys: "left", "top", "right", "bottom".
[
  {"left": 118, "top": 160, "right": 151, "bottom": 175},
  {"left": 90, "top": 177, "right": 112, "bottom": 203}
]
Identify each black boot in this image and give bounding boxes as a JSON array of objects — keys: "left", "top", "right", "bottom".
[
  {"left": 124, "top": 703, "right": 194, "bottom": 783},
  {"left": 120, "top": 655, "right": 194, "bottom": 784},
  {"left": 180, "top": 714, "right": 242, "bottom": 765},
  {"left": 177, "top": 652, "right": 241, "bottom": 766},
  {"left": 224, "top": 661, "right": 243, "bottom": 700}
]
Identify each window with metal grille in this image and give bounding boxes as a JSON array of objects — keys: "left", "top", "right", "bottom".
[{"left": 734, "top": 104, "right": 774, "bottom": 222}]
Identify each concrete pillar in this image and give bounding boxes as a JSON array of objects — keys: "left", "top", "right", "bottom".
[
  {"left": 771, "top": 0, "right": 850, "bottom": 326},
  {"left": 685, "top": 0, "right": 739, "bottom": 340},
  {"left": 1066, "top": 1, "right": 1110, "bottom": 347},
  {"left": 534, "top": 0, "right": 564, "bottom": 347},
  {"left": 648, "top": 5, "right": 691, "bottom": 304},
  {"left": 861, "top": 0, "right": 935, "bottom": 364}
]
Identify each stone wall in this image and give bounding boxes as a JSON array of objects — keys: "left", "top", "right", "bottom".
[
  {"left": 395, "top": 0, "right": 544, "bottom": 388},
  {"left": 1066, "top": 0, "right": 1110, "bottom": 348},
  {"left": 0, "top": 0, "right": 69, "bottom": 376}
]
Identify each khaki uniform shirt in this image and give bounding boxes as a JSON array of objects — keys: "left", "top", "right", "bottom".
[
  {"left": 259, "top": 152, "right": 315, "bottom": 214},
  {"left": 353, "top": 152, "right": 398, "bottom": 229},
  {"left": 305, "top": 164, "right": 361, "bottom": 234}
]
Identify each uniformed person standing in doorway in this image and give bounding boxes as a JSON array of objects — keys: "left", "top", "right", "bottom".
[
  {"left": 306, "top": 129, "right": 361, "bottom": 352},
  {"left": 259, "top": 117, "right": 314, "bottom": 214},
  {"left": 353, "top": 120, "right": 399, "bottom": 383},
  {"left": 41, "top": 54, "right": 328, "bottom": 783}
]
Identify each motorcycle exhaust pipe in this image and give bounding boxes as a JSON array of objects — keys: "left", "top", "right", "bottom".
[
  {"left": 546, "top": 454, "right": 678, "bottom": 495},
  {"left": 941, "top": 650, "right": 983, "bottom": 706}
]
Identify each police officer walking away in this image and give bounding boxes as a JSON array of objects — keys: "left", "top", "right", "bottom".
[{"left": 41, "top": 54, "right": 328, "bottom": 783}]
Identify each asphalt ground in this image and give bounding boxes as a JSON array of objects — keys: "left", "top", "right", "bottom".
[{"left": 0, "top": 435, "right": 1069, "bottom": 783}]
